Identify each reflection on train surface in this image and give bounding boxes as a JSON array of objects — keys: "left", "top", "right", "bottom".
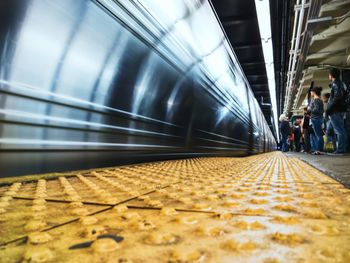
[{"left": 0, "top": 0, "right": 275, "bottom": 177}]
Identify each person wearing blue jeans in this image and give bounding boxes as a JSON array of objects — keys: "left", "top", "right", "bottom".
[
  {"left": 281, "top": 134, "right": 289, "bottom": 152},
  {"left": 310, "top": 132, "right": 317, "bottom": 152},
  {"left": 322, "top": 93, "right": 337, "bottom": 152},
  {"left": 326, "top": 68, "right": 348, "bottom": 154},
  {"left": 330, "top": 112, "right": 347, "bottom": 153},
  {"left": 309, "top": 86, "right": 324, "bottom": 154},
  {"left": 311, "top": 116, "right": 324, "bottom": 152},
  {"left": 325, "top": 120, "right": 337, "bottom": 152}
]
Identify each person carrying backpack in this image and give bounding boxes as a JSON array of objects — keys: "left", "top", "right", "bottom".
[{"left": 326, "top": 68, "right": 348, "bottom": 154}]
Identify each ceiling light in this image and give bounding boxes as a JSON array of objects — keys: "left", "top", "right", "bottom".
[{"left": 255, "top": 0, "right": 280, "bottom": 141}]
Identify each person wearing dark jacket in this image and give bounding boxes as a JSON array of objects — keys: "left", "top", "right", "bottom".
[
  {"left": 326, "top": 68, "right": 348, "bottom": 154},
  {"left": 293, "top": 120, "right": 301, "bottom": 152},
  {"left": 309, "top": 86, "right": 324, "bottom": 154},
  {"left": 279, "top": 114, "right": 290, "bottom": 152},
  {"left": 301, "top": 107, "right": 311, "bottom": 153}
]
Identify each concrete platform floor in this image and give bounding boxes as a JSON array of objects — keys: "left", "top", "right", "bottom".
[{"left": 285, "top": 152, "right": 350, "bottom": 188}]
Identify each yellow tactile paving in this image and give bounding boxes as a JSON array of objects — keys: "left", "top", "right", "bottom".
[
  {"left": 0, "top": 152, "right": 349, "bottom": 263},
  {"left": 0, "top": 199, "right": 106, "bottom": 244}
]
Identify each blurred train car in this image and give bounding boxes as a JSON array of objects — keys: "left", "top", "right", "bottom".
[{"left": 0, "top": 0, "right": 276, "bottom": 177}]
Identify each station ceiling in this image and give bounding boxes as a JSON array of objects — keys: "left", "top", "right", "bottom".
[
  {"left": 211, "top": 0, "right": 291, "bottom": 134},
  {"left": 292, "top": 0, "right": 350, "bottom": 114}
]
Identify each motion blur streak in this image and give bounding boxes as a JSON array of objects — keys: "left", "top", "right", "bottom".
[{"left": 0, "top": 0, "right": 275, "bottom": 177}]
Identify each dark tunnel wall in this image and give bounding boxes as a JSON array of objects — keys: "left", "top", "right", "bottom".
[{"left": 0, "top": 0, "right": 276, "bottom": 177}]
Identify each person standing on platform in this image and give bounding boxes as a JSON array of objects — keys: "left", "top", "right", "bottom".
[
  {"left": 289, "top": 132, "right": 294, "bottom": 152},
  {"left": 293, "top": 120, "right": 302, "bottom": 152},
  {"left": 301, "top": 107, "right": 311, "bottom": 153},
  {"left": 322, "top": 93, "right": 337, "bottom": 152},
  {"left": 326, "top": 68, "right": 348, "bottom": 154},
  {"left": 279, "top": 114, "right": 290, "bottom": 152},
  {"left": 309, "top": 86, "right": 324, "bottom": 155},
  {"left": 309, "top": 123, "right": 317, "bottom": 153}
]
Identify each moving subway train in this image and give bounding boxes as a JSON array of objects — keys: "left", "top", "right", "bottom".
[{"left": 0, "top": 0, "right": 276, "bottom": 177}]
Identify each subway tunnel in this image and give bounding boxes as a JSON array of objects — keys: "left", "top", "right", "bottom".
[{"left": 0, "top": 0, "right": 350, "bottom": 262}]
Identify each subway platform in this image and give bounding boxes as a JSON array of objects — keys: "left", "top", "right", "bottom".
[
  {"left": 0, "top": 152, "right": 349, "bottom": 263},
  {"left": 285, "top": 152, "right": 350, "bottom": 189}
]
